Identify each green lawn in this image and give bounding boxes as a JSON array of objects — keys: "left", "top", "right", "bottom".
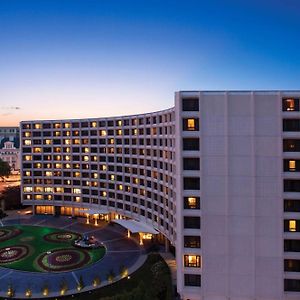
[{"left": 0, "top": 225, "right": 105, "bottom": 272}]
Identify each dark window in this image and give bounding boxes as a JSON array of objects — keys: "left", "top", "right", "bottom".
[
  {"left": 283, "top": 139, "right": 300, "bottom": 152},
  {"left": 183, "top": 138, "right": 199, "bottom": 151},
  {"left": 182, "top": 118, "right": 199, "bottom": 131},
  {"left": 284, "top": 180, "right": 300, "bottom": 192},
  {"left": 284, "top": 159, "right": 300, "bottom": 172},
  {"left": 285, "top": 279, "right": 300, "bottom": 291},
  {"left": 284, "top": 240, "right": 300, "bottom": 252},
  {"left": 183, "top": 158, "right": 200, "bottom": 170},
  {"left": 184, "top": 236, "right": 201, "bottom": 248},
  {"left": 184, "top": 197, "right": 200, "bottom": 209},
  {"left": 184, "top": 177, "right": 200, "bottom": 190},
  {"left": 284, "top": 259, "right": 300, "bottom": 272},
  {"left": 283, "top": 98, "right": 300, "bottom": 112},
  {"left": 284, "top": 200, "right": 300, "bottom": 212},
  {"left": 184, "top": 216, "right": 200, "bottom": 229},
  {"left": 182, "top": 98, "right": 199, "bottom": 111},
  {"left": 283, "top": 119, "right": 300, "bottom": 131},
  {"left": 184, "top": 274, "right": 201, "bottom": 287}
]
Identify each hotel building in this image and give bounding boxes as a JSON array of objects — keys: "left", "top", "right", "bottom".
[{"left": 21, "top": 91, "right": 300, "bottom": 300}]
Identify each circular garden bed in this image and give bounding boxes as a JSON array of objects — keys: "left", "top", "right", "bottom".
[{"left": 0, "top": 225, "right": 105, "bottom": 273}]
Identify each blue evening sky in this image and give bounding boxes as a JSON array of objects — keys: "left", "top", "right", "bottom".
[{"left": 0, "top": 0, "right": 299, "bottom": 125}]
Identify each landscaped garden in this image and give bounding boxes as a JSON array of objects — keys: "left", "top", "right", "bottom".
[{"left": 0, "top": 225, "right": 105, "bottom": 272}]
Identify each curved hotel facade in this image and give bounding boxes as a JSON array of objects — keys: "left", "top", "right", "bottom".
[{"left": 21, "top": 91, "right": 300, "bottom": 300}]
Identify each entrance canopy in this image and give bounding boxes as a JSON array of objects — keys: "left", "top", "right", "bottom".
[
  {"left": 78, "top": 208, "right": 109, "bottom": 215},
  {"left": 112, "top": 219, "right": 159, "bottom": 234}
]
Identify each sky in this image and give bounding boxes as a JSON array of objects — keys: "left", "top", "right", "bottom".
[{"left": 0, "top": 0, "right": 300, "bottom": 126}]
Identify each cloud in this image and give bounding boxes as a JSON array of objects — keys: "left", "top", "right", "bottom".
[{"left": 1, "top": 106, "right": 21, "bottom": 110}]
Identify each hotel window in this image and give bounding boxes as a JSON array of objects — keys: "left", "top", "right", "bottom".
[
  {"left": 283, "top": 159, "right": 300, "bottom": 172},
  {"left": 183, "top": 138, "right": 200, "bottom": 151},
  {"left": 34, "top": 123, "right": 41, "bottom": 129},
  {"left": 184, "top": 236, "right": 201, "bottom": 248},
  {"left": 283, "top": 119, "right": 300, "bottom": 131},
  {"left": 184, "top": 197, "right": 200, "bottom": 209},
  {"left": 284, "top": 240, "right": 300, "bottom": 252},
  {"left": 284, "top": 199, "right": 300, "bottom": 212},
  {"left": 284, "top": 259, "right": 300, "bottom": 272},
  {"left": 285, "top": 279, "right": 300, "bottom": 292},
  {"left": 184, "top": 274, "right": 201, "bottom": 287},
  {"left": 183, "top": 158, "right": 200, "bottom": 170},
  {"left": 284, "top": 219, "right": 300, "bottom": 232},
  {"left": 284, "top": 180, "right": 300, "bottom": 192},
  {"left": 24, "top": 140, "right": 32, "bottom": 146},
  {"left": 182, "top": 98, "right": 199, "bottom": 111},
  {"left": 283, "top": 98, "right": 299, "bottom": 111},
  {"left": 73, "top": 188, "right": 81, "bottom": 194},
  {"left": 183, "top": 118, "right": 199, "bottom": 131},
  {"left": 184, "top": 177, "right": 200, "bottom": 190},
  {"left": 184, "top": 216, "right": 200, "bottom": 229},
  {"left": 283, "top": 139, "right": 300, "bottom": 152},
  {"left": 184, "top": 255, "right": 201, "bottom": 268},
  {"left": 23, "top": 187, "right": 33, "bottom": 193}
]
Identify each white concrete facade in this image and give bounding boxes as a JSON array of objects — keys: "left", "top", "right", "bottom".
[{"left": 20, "top": 91, "right": 300, "bottom": 300}]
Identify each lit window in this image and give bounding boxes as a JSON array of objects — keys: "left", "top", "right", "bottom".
[
  {"left": 24, "top": 155, "right": 32, "bottom": 161},
  {"left": 64, "top": 139, "right": 71, "bottom": 145},
  {"left": 54, "top": 123, "right": 61, "bottom": 129},
  {"left": 35, "top": 195, "right": 43, "bottom": 200},
  {"left": 24, "top": 132, "right": 31, "bottom": 137},
  {"left": 73, "top": 139, "right": 80, "bottom": 145},
  {"left": 289, "top": 160, "right": 296, "bottom": 171},
  {"left": 100, "top": 130, "right": 107, "bottom": 136},
  {"left": 286, "top": 99, "right": 295, "bottom": 111},
  {"left": 109, "top": 138, "right": 114, "bottom": 144},
  {"left": 45, "top": 171, "right": 52, "bottom": 177},
  {"left": 92, "top": 121, "right": 97, "bottom": 128},
  {"left": 64, "top": 123, "right": 71, "bottom": 128},
  {"left": 184, "top": 255, "right": 201, "bottom": 268},
  {"left": 289, "top": 220, "right": 297, "bottom": 232},
  {"left": 83, "top": 156, "right": 89, "bottom": 162},
  {"left": 23, "top": 187, "right": 33, "bottom": 192},
  {"left": 75, "top": 196, "right": 81, "bottom": 202},
  {"left": 24, "top": 140, "right": 31, "bottom": 145},
  {"left": 47, "top": 195, "right": 52, "bottom": 200},
  {"left": 25, "top": 171, "right": 31, "bottom": 176},
  {"left": 55, "top": 187, "right": 63, "bottom": 192},
  {"left": 45, "top": 187, "right": 53, "bottom": 193},
  {"left": 34, "top": 124, "right": 41, "bottom": 129},
  {"left": 187, "top": 119, "right": 195, "bottom": 130},
  {"left": 133, "top": 129, "right": 137, "bottom": 135},
  {"left": 54, "top": 131, "right": 61, "bottom": 136},
  {"left": 55, "top": 163, "right": 61, "bottom": 168},
  {"left": 93, "top": 173, "right": 98, "bottom": 179},
  {"left": 117, "top": 120, "right": 122, "bottom": 126},
  {"left": 84, "top": 147, "right": 89, "bottom": 153},
  {"left": 34, "top": 187, "right": 43, "bottom": 192},
  {"left": 101, "top": 165, "right": 107, "bottom": 171},
  {"left": 65, "top": 155, "right": 70, "bottom": 161},
  {"left": 73, "top": 188, "right": 81, "bottom": 194},
  {"left": 34, "top": 147, "right": 42, "bottom": 153},
  {"left": 118, "top": 184, "right": 123, "bottom": 190},
  {"left": 45, "top": 139, "right": 52, "bottom": 145},
  {"left": 74, "top": 172, "right": 80, "bottom": 177},
  {"left": 65, "top": 163, "right": 71, "bottom": 168},
  {"left": 117, "top": 129, "right": 122, "bottom": 135},
  {"left": 102, "top": 191, "right": 107, "bottom": 197},
  {"left": 110, "top": 175, "right": 115, "bottom": 180},
  {"left": 188, "top": 197, "right": 197, "bottom": 208}
]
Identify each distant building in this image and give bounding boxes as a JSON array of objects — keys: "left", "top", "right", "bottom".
[
  {"left": 0, "top": 127, "right": 20, "bottom": 149},
  {"left": 0, "top": 141, "right": 20, "bottom": 172}
]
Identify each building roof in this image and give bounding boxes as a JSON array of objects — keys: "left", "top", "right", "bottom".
[{"left": 112, "top": 219, "right": 159, "bottom": 234}]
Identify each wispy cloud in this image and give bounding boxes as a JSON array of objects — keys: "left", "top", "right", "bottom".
[{"left": 1, "top": 106, "right": 21, "bottom": 110}]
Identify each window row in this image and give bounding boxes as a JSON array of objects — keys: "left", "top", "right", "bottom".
[{"left": 21, "top": 114, "right": 175, "bottom": 130}]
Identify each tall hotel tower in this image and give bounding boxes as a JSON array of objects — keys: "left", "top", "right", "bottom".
[{"left": 21, "top": 91, "right": 300, "bottom": 300}]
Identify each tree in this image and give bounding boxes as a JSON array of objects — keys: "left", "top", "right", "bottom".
[
  {"left": 0, "top": 159, "right": 10, "bottom": 182},
  {"left": 0, "top": 186, "right": 21, "bottom": 210}
]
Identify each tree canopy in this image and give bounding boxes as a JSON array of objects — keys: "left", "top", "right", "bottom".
[{"left": 0, "top": 158, "right": 11, "bottom": 181}]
